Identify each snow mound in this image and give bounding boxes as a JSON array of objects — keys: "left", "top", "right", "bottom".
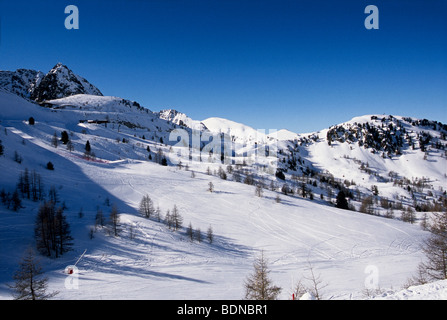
[{"left": 371, "top": 280, "right": 447, "bottom": 300}]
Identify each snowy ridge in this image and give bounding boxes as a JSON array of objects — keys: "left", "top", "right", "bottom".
[{"left": 158, "top": 109, "right": 207, "bottom": 131}]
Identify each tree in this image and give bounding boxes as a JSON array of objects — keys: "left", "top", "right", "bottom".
[
  {"left": 413, "top": 212, "right": 447, "bottom": 283},
  {"left": 84, "top": 140, "right": 91, "bottom": 158},
  {"left": 244, "top": 251, "right": 281, "bottom": 300},
  {"left": 11, "top": 189, "right": 22, "bottom": 211},
  {"left": 335, "top": 190, "right": 349, "bottom": 210},
  {"left": 359, "top": 196, "right": 374, "bottom": 214},
  {"left": 66, "top": 140, "right": 74, "bottom": 152},
  {"left": 255, "top": 185, "right": 263, "bottom": 198},
  {"left": 194, "top": 227, "right": 202, "bottom": 243},
  {"left": 110, "top": 204, "right": 120, "bottom": 236},
  {"left": 171, "top": 205, "right": 183, "bottom": 231},
  {"left": 8, "top": 247, "right": 57, "bottom": 300},
  {"left": 35, "top": 201, "right": 72, "bottom": 257},
  {"left": 55, "top": 207, "right": 73, "bottom": 256},
  {"left": 139, "top": 194, "right": 155, "bottom": 219},
  {"left": 207, "top": 225, "right": 214, "bottom": 244},
  {"left": 60, "top": 131, "right": 69, "bottom": 145},
  {"left": 187, "top": 222, "right": 194, "bottom": 241},
  {"left": 51, "top": 132, "right": 58, "bottom": 148}
]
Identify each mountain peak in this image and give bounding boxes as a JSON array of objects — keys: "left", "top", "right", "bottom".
[{"left": 29, "top": 63, "right": 103, "bottom": 102}]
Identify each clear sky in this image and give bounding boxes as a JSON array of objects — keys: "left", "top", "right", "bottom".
[{"left": 0, "top": 0, "right": 446, "bottom": 133}]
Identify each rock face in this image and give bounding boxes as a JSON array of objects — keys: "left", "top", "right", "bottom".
[
  {"left": 0, "top": 69, "right": 45, "bottom": 99},
  {"left": 30, "top": 63, "right": 102, "bottom": 102},
  {"left": 0, "top": 63, "right": 102, "bottom": 102}
]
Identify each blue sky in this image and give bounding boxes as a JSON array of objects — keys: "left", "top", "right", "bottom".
[{"left": 1, "top": 0, "right": 446, "bottom": 133}]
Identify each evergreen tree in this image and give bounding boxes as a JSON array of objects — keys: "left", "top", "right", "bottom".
[
  {"left": 335, "top": 190, "right": 349, "bottom": 210},
  {"left": 60, "top": 131, "right": 69, "bottom": 145},
  {"left": 8, "top": 247, "right": 57, "bottom": 300},
  {"left": 84, "top": 140, "right": 91, "bottom": 158},
  {"left": 244, "top": 251, "right": 281, "bottom": 300}
]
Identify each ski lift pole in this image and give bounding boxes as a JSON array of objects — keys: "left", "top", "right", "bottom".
[
  {"left": 66, "top": 249, "right": 87, "bottom": 274},
  {"left": 74, "top": 249, "right": 87, "bottom": 267}
]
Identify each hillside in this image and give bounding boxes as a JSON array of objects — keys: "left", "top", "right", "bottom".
[{"left": 0, "top": 65, "right": 446, "bottom": 300}]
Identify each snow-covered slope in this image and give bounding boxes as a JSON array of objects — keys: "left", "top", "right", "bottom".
[
  {"left": 202, "top": 117, "right": 271, "bottom": 144},
  {"left": 0, "top": 82, "right": 445, "bottom": 300}
]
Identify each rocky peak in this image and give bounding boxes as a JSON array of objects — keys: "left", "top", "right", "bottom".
[{"left": 30, "top": 63, "right": 103, "bottom": 102}]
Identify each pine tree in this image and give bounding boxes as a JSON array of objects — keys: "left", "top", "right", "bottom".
[
  {"left": 244, "top": 251, "right": 281, "bottom": 300},
  {"left": 60, "top": 131, "right": 69, "bottom": 145},
  {"left": 335, "top": 190, "right": 349, "bottom": 210},
  {"left": 8, "top": 247, "right": 57, "bottom": 300},
  {"left": 84, "top": 140, "right": 91, "bottom": 158}
]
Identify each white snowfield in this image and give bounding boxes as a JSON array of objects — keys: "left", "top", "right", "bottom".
[{"left": 0, "top": 91, "right": 445, "bottom": 300}]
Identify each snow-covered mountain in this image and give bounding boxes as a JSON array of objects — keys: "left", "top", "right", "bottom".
[
  {"left": 0, "top": 64, "right": 446, "bottom": 300},
  {"left": 1, "top": 63, "right": 102, "bottom": 103},
  {"left": 158, "top": 109, "right": 207, "bottom": 131},
  {"left": 30, "top": 63, "right": 102, "bottom": 102},
  {"left": 0, "top": 69, "right": 45, "bottom": 99}
]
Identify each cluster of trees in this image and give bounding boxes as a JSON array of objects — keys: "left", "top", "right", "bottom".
[
  {"left": 138, "top": 194, "right": 214, "bottom": 243},
  {"left": 34, "top": 200, "right": 73, "bottom": 258},
  {"left": 1, "top": 168, "right": 45, "bottom": 212}
]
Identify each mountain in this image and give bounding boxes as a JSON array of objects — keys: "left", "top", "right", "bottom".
[
  {"left": 158, "top": 109, "right": 207, "bottom": 131},
  {"left": 30, "top": 63, "right": 103, "bottom": 102},
  {"left": 0, "top": 64, "right": 446, "bottom": 300},
  {"left": 0, "top": 69, "right": 45, "bottom": 99},
  {"left": 0, "top": 63, "right": 102, "bottom": 103}
]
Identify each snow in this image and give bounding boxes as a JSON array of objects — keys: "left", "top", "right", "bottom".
[{"left": 0, "top": 90, "right": 445, "bottom": 300}]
